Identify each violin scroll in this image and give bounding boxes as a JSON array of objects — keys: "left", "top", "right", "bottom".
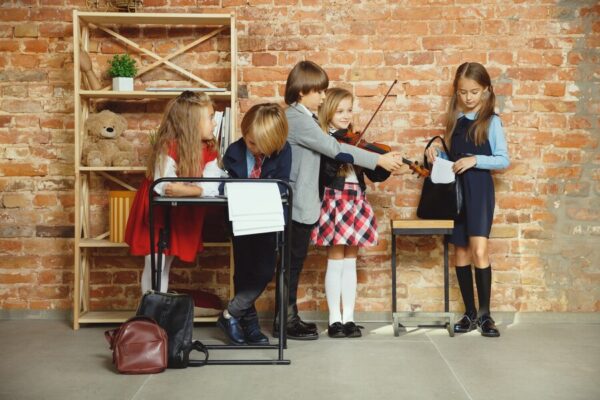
[{"left": 402, "top": 157, "right": 430, "bottom": 178}]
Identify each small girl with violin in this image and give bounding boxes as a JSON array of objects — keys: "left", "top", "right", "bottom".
[
  {"left": 312, "top": 88, "right": 391, "bottom": 338},
  {"left": 125, "top": 91, "right": 218, "bottom": 293},
  {"left": 426, "top": 62, "right": 509, "bottom": 337},
  {"left": 281, "top": 61, "right": 402, "bottom": 340}
]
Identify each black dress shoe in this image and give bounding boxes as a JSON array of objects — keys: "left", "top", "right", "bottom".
[
  {"left": 453, "top": 313, "right": 477, "bottom": 333},
  {"left": 217, "top": 313, "right": 246, "bottom": 345},
  {"left": 342, "top": 321, "right": 363, "bottom": 338},
  {"left": 273, "top": 319, "right": 319, "bottom": 340},
  {"left": 295, "top": 317, "right": 317, "bottom": 332},
  {"left": 478, "top": 316, "right": 500, "bottom": 337},
  {"left": 241, "top": 317, "right": 269, "bottom": 345},
  {"left": 327, "top": 322, "right": 345, "bottom": 338}
]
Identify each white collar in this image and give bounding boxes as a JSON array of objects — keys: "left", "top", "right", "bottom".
[{"left": 457, "top": 111, "right": 478, "bottom": 120}]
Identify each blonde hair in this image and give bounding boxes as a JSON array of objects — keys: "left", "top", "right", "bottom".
[
  {"left": 241, "top": 103, "right": 288, "bottom": 156},
  {"left": 284, "top": 61, "right": 329, "bottom": 105},
  {"left": 147, "top": 91, "right": 213, "bottom": 178},
  {"left": 445, "top": 62, "right": 496, "bottom": 148},
  {"left": 318, "top": 87, "right": 354, "bottom": 177}
]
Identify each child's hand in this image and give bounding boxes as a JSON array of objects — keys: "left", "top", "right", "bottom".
[
  {"left": 453, "top": 156, "right": 477, "bottom": 174},
  {"left": 425, "top": 146, "right": 440, "bottom": 163},
  {"left": 377, "top": 151, "right": 403, "bottom": 172}
]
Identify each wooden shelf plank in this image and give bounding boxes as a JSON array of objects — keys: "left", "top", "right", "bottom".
[
  {"left": 79, "top": 166, "right": 146, "bottom": 172},
  {"left": 78, "top": 310, "right": 219, "bottom": 324},
  {"left": 77, "top": 12, "right": 232, "bottom": 26},
  {"left": 392, "top": 219, "right": 454, "bottom": 229},
  {"left": 79, "top": 238, "right": 230, "bottom": 248},
  {"left": 80, "top": 90, "right": 232, "bottom": 100}
]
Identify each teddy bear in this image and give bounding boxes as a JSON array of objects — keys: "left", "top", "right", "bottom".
[{"left": 82, "top": 110, "right": 138, "bottom": 167}]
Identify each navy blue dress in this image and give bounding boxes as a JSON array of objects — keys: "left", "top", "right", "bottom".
[{"left": 449, "top": 116, "right": 495, "bottom": 247}]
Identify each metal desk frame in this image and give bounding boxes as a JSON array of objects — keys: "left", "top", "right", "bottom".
[
  {"left": 149, "top": 177, "right": 292, "bottom": 365},
  {"left": 390, "top": 220, "right": 455, "bottom": 337}
]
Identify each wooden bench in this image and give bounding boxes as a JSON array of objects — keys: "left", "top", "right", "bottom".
[{"left": 390, "top": 219, "right": 455, "bottom": 337}]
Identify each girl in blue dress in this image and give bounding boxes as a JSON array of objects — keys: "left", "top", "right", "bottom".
[{"left": 426, "top": 62, "right": 509, "bottom": 337}]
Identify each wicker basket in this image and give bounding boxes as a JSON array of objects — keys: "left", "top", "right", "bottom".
[{"left": 109, "top": 191, "right": 136, "bottom": 243}]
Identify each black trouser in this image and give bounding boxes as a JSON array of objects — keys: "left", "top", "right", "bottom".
[
  {"left": 227, "top": 232, "right": 277, "bottom": 319},
  {"left": 287, "top": 221, "right": 314, "bottom": 316}
]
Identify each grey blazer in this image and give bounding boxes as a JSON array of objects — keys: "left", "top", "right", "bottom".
[{"left": 285, "top": 104, "right": 379, "bottom": 224}]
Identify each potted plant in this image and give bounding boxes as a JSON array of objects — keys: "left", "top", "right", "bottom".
[{"left": 108, "top": 54, "right": 137, "bottom": 91}]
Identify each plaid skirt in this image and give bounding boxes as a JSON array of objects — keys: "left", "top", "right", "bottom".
[{"left": 311, "top": 183, "right": 378, "bottom": 247}]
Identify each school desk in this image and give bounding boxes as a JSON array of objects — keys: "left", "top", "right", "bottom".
[
  {"left": 149, "top": 177, "right": 292, "bottom": 365},
  {"left": 390, "top": 219, "right": 455, "bottom": 337}
]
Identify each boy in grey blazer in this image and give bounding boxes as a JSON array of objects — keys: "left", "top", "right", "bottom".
[{"left": 276, "top": 61, "right": 402, "bottom": 340}]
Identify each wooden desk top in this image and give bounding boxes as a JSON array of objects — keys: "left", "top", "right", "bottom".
[{"left": 391, "top": 219, "right": 454, "bottom": 230}]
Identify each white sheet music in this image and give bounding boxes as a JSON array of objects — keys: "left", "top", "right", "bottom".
[
  {"left": 431, "top": 158, "right": 456, "bottom": 184},
  {"left": 226, "top": 182, "right": 284, "bottom": 236}
]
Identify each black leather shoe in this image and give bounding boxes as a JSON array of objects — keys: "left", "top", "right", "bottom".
[
  {"left": 478, "top": 316, "right": 500, "bottom": 337},
  {"left": 342, "top": 321, "right": 363, "bottom": 338},
  {"left": 327, "top": 322, "right": 345, "bottom": 338},
  {"left": 241, "top": 317, "right": 269, "bottom": 345},
  {"left": 217, "top": 313, "right": 246, "bottom": 345},
  {"left": 296, "top": 317, "right": 317, "bottom": 332},
  {"left": 453, "top": 313, "right": 477, "bottom": 333},
  {"left": 273, "top": 319, "right": 319, "bottom": 340}
]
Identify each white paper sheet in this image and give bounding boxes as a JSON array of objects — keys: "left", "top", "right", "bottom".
[
  {"left": 226, "top": 182, "right": 285, "bottom": 236},
  {"left": 431, "top": 158, "right": 456, "bottom": 184}
]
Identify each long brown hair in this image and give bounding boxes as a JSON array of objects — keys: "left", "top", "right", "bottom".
[
  {"left": 146, "top": 91, "right": 213, "bottom": 179},
  {"left": 284, "top": 60, "right": 329, "bottom": 105},
  {"left": 319, "top": 87, "right": 354, "bottom": 177},
  {"left": 445, "top": 62, "right": 496, "bottom": 147}
]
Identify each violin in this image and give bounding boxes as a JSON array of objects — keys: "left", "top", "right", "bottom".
[
  {"left": 401, "top": 157, "right": 430, "bottom": 178},
  {"left": 331, "top": 79, "right": 398, "bottom": 155},
  {"left": 331, "top": 127, "right": 391, "bottom": 154}
]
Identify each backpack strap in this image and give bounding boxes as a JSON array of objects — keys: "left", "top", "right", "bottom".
[
  {"left": 423, "top": 136, "right": 453, "bottom": 169},
  {"left": 187, "top": 340, "right": 209, "bottom": 367}
]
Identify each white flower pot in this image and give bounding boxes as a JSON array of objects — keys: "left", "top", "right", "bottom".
[{"left": 112, "top": 77, "right": 134, "bottom": 91}]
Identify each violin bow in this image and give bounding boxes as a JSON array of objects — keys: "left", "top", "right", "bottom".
[{"left": 357, "top": 79, "right": 398, "bottom": 142}]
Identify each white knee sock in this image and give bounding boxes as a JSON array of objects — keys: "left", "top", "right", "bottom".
[
  {"left": 141, "top": 254, "right": 175, "bottom": 294},
  {"left": 325, "top": 259, "right": 344, "bottom": 325},
  {"left": 342, "top": 258, "right": 357, "bottom": 324}
]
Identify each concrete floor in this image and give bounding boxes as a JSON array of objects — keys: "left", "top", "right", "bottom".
[{"left": 0, "top": 316, "right": 599, "bottom": 400}]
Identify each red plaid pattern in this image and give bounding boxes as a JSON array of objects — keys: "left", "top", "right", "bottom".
[{"left": 311, "top": 183, "right": 378, "bottom": 247}]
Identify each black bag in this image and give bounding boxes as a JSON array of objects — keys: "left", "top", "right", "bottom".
[
  {"left": 136, "top": 291, "right": 209, "bottom": 368},
  {"left": 416, "top": 136, "right": 463, "bottom": 220}
]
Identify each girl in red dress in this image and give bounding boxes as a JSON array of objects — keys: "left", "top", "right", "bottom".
[{"left": 125, "top": 91, "right": 218, "bottom": 293}]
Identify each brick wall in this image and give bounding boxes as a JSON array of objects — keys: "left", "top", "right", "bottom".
[{"left": 0, "top": 1, "right": 598, "bottom": 315}]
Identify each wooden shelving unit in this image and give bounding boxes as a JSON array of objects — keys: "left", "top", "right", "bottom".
[{"left": 72, "top": 11, "right": 237, "bottom": 329}]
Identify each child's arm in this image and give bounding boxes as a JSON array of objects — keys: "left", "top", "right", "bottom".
[
  {"left": 289, "top": 114, "right": 399, "bottom": 171},
  {"left": 364, "top": 165, "right": 391, "bottom": 183},
  {"left": 164, "top": 183, "right": 203, "bottom": 197},
  {"left": 473, "top": 116, "right": 510, "bottom": 170}
]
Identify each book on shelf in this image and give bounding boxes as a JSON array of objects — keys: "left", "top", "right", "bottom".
[{"left": 213, "top": 111, "right": 223, "bottom": 139}]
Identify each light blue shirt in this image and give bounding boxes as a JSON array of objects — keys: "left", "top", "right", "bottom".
[
  {"left": 440, "top": 112, "right": 510, "bottom": 170},
  {"left": 245, "top": 149, "right": 257, "bottom": 178}
]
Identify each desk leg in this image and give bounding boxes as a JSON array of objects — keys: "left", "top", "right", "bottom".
[
  {"left": 391, "top": 232, "right": 397, "bottom": 314},
  {"left": 443, "top": 236, "right": 449, "bottom": 313}
]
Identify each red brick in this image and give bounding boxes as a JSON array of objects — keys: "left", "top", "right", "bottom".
[
  {"left": 252, "top": 52, "right": 277, "bottom": 67},
  {"left": 544, "top": 82, "right": 566, "bottom": 97}
]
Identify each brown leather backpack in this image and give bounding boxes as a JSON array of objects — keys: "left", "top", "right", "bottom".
[{"left": 105, "top": 315, "right": 168, "bottom": 374}]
